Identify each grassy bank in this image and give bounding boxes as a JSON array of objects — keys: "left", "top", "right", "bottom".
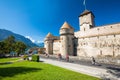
[{"left": 0, "top": 58, "right": 100, "bottom": 80}]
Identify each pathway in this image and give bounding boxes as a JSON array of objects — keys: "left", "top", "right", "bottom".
[{"left": 40, "top": 58, "right": 120, "bottom": 80}]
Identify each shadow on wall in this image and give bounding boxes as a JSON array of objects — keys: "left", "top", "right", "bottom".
[
  {"left": 74, "top": 38, "right": 78, "bottom": 56},
  {"left": 0, "top": 67, "right": 42, "bottom": 79}
]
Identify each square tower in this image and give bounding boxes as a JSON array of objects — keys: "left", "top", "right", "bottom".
[{"left": 79, "top": 10, "right": 95, "bottom": 31}]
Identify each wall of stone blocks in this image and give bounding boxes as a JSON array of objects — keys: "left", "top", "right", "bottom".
[
  {"left": 75, "top": 23, "right": 120, "bottom": 38},
  {"left": 76, "top": 34, "right": 120, "bottom": 58},
  {"left": 53, "top": 40, "right": 60, "bottom": 55}
]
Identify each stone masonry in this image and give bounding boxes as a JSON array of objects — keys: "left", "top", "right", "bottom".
[{"left": 44, "top": 10, "right": 120, "bottom": 63}]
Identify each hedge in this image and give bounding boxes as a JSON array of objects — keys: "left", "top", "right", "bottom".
[{"left": 31, "top": 55, "right": 39, "bottom": 62}]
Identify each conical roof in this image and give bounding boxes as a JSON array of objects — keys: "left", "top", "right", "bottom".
[
  {"left": 60, "top": 21, "right": 73, "bottom": 29},
  {"left": 46, "top": 32, "right": 53, "bottom": 38}
]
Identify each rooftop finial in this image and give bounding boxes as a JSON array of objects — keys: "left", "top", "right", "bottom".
[{"left": 83, "top": 0, "right": 87, "bottom": 10}]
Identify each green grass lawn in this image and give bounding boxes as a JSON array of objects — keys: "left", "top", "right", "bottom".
[
  {"left": 0, "top": 57, "right": 20, "bottom": 63},
  {"left": 0, "top": 58, "right": 100, "bottom": 80}
]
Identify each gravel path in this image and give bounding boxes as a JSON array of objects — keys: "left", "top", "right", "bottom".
[{"left": 40, "top": 58, "right": 111, "bottom": 79}]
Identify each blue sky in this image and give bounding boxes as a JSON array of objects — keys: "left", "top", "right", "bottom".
[{"left": 0, "top": 0, "right": 120, "bottom": 43}]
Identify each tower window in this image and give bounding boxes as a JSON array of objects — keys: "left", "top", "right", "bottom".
[
  {"left": 97, "top": 28, "right": 99, "bottom": 30},
  {"left": 114, "top": 35, "right": 116, "bottom": 37},
  {"left": 60, "top": 37, "right": 63, "bottom": 40},
  {"left": 68, "top": 37, "right": 69, "bottom": 41},
  {"left": 97, "top": 36, "right": 99, "bottom": 39},
  {"left": 68, "top": 45, "right": 71, "bottom": 47},
  {"left": 84, "top": 28, "right": 85, "bottom": 31}
]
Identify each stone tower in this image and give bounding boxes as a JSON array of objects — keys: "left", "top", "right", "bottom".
[
  {"left": 44, "top": 33, "right": 53, "bottom": 54},
  {"left": 60, "top": 22, "right": 74, "bottom": 56},
  {"left": 79, "top": 10, "right": 95, "bottom": 31}
]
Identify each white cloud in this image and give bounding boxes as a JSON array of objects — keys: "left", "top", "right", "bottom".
[
  {"left": 37, "top": 41, "right": 40, "bottom": 43},
  {"left": 25, "top": 36, "right": 35, "bottom": 43},
  {"left": 25, "top": 36, "right": 44, "bottom": 44},
  {"left": 36, "top": 40, "right": 43, "bottom": 43}
]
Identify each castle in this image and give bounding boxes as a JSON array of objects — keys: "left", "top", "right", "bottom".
[{"left": 44, "top": 10, "right": 120, "bottom": 58}]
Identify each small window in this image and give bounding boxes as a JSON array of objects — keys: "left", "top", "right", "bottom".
[
  {"left": 100, "top": 50, "right": 102, "bottom": 55},
  {"left": 67, "top": 37, "right": 69, "bottom": 41},
  {"left": 84, "top": 43, "right": 85, "bottom": 45},
  {"left": 84, "top": 28, "right": 85, "bottom": 31},
  {"left": 60, "top": 37, "right": 63, "bottom": 40},
  {"left": 68, "top": 45, "right": 71, "bottom": 47},
  {"left": 114, "top": 35, "right": 116, "bottom": 37},
  {"left": 97, "top": 28, "right": 99, "bottom": 30},
  {"left": 97, "top": 36, "right": 99, "bottom": 39}
]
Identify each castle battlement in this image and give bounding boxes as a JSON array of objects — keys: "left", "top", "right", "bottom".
[{"left": 75, "top": 23, "right": 120, "bottom": 38}]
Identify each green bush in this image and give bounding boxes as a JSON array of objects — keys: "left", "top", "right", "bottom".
[
  {"left": 31, "top": 55, "right": 39, "bottom": 62},
  {"left": 21, "top": 55, "right": 28, "bottom": 60}
]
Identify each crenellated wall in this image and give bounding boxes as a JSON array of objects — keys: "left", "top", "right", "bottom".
[{"left": 75, "top": 23, "right": 120, "bottom": 38}]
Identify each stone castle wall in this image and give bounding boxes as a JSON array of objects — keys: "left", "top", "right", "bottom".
[
  {"left": 53, "top": 40, "right": 60, "bottom": 55},
  {"left": 75, "top": 23, "right": 120, "bottom": 38},
  {"left": 44, "top": 10, "right": 120, "bottom": 65},
  {"left": 51, "top": 23, "right": 120, "bottom": 58},
  {"left": 45, "top": 10, "right": 120, "bottom": 60},
  {"left": 74, "top": 23, "right": 120, "bottom": 57}
]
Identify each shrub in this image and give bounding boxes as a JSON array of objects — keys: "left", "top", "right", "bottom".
[
  {"left": 31, "top": 55, "right": 39, "bottom": 62},
  {"left": 21, "top": 55, "right": 28, "bottom": 60}
]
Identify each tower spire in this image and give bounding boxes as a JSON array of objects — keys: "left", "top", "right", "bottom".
[{"left": 83, "top": 0, "right": 87, "bottom": 10}]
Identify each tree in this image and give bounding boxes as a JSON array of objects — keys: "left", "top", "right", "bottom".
[
  {"left": 4, "top": 35, "right": 15, "bottom": 44},
  {"left": 14, "top": 41, "right": 27, "bottom": 56},
  {"left": 3, "top": 35, "right": 16, "bottom": 54},
  {"left": 0, "top": 35, "right": 27, "bottom": 57},
  {"left": 0, "top": 41, "right": 5, "bottom": 57}
]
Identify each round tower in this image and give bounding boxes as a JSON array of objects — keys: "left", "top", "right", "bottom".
[
  {"left": 44, "top": 33, "right": 53, "bottom": 54},
  {"left": 60, "top": 22, "right": 74, "bottom": 56}
]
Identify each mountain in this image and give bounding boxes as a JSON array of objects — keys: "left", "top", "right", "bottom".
[
  {"left": 0, "top": 29, "right": 38, "bottom": 47},
  {"left": 35, "top": 42, "right": 44, "bottom": 48}
]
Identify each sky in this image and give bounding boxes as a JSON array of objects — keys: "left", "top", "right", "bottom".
[{"left": 0, "top": 0, "right": 120, "bottom": 43}]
